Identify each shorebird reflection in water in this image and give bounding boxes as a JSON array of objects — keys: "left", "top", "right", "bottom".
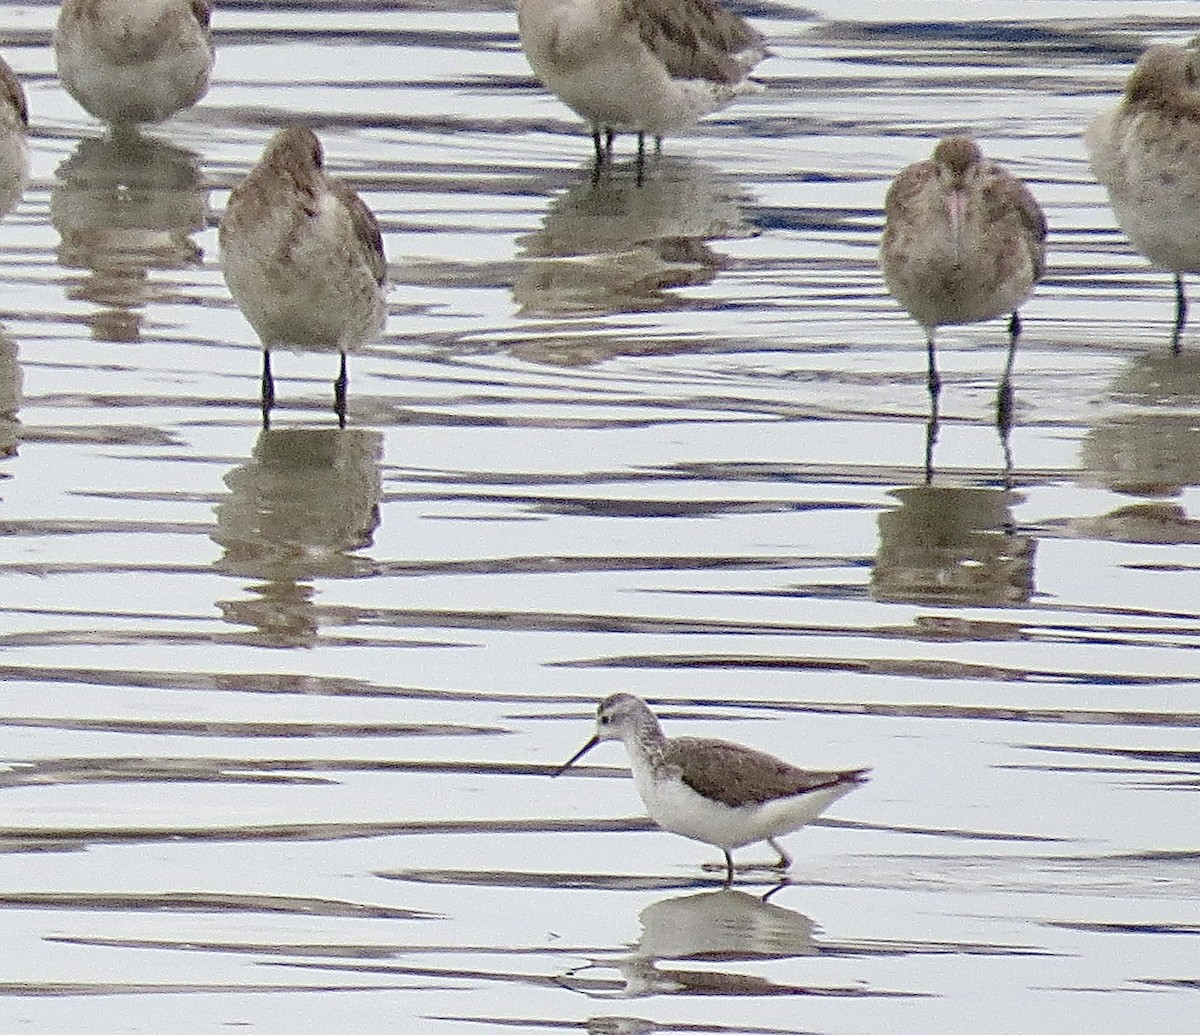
[
  {"left": 880, "top": 136, "right": 1047, "bottom": 479},
  {"left": 1086, "top": 44, "right": 1200, "bottom": 353},
  {"left": 555, "top": 693, "right": 867, "bottom": 887},
  {"left": 54, "top": 0, "right": 214, "bottom": 126},
  {"left": 516, "top": 0, "right": 766, "bottom": 174},
  {"left": 219, "top": 126, "right": 387, "bottom": 427}
]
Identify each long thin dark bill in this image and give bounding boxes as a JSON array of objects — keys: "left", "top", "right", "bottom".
[{"left": 553, "top": 735, "right": 599, "bottom": 776}]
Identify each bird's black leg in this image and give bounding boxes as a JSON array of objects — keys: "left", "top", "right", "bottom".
[
  {"left": 996, "top": 314, "right": 1021, "bottom": 486},
  {"left": 722, "top": 849, "right": 735, "bottom": 888},
  {"left": 924, "top": 333, "right": 941, "bottom": 484},
  {"left": 605, "top": 127, "right": 614, "bottom": 159},
  {"left": 767, "top": 837, "right": 792, "bottom": 871},
  {"left": 260, "top": 348, "right": 274, "bottom": 428},
  {"left": 1173, "top": 272, "right": 1187, "bottom": 355},
  {"left": 636, "top": 131, "right": 646, "bottom": 187},
  {"left": 334, "top": 351, "right": 348, "bottom": 428}
]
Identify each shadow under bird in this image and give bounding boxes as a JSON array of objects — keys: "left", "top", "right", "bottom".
[
  {"left": 219, "top": 126, "right": 388, "bottom": 427},
  {"left": 880, "top": 135, "right": 1047, "bottom": 474},
  {"left": 517, "top": 0, "right": 766, "bottom": 170},
  {"left": 555, "top": 693, "right": 868, "bottom": 887},
  {"left": 54, "top": 0, "right": 214, "bottom": 126},
  {"left": 1086, "top": 44, "right": 1200, "bottom": 353}
]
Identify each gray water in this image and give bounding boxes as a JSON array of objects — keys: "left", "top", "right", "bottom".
[{"left": 0, "top": 0, "right": 1197, "bottom": 1031}]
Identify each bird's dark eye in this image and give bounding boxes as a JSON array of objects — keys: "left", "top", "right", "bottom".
[{"left": 599, "top": 714, "right": 611, "bottom": 725}]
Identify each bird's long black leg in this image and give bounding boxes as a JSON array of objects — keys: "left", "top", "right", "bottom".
[
  {"left": 260, "top": 348, "right": 274, "bottom": 428},
  {"left": 924, "top": 333, "right": 941, "bottom": 484},
  {"left": 636, "top": 131, "right": 646, "bottom": 187},
  {"left": 767, "top": 837, "right": 792, "bottom": 871},
  {"left": 1173, "top": 273, "right": 1187, "bottom": 355},
  {"left": 996, "top": 314, "right": 1021, "bottom": 487},
  {"left": 722, "top": 849, "right": 735, "bottom": 888},
  {"left": 605, "top": 127, "right": 614, "bottom": 159},
  {"left": 334, "top": 351, "right": 348, "bottom": 428}
]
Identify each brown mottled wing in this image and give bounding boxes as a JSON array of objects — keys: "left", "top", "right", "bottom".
[
  {"left": 623, "top": 0, "right": 765, "bottom": 84},
  {"left": 667, "top": 736, "right": 868, "bottom": 808},
  {"left": 883, "top": 159, "right": 935, "bottom": 224},
  {"left": 0, "top": 62, "right": 27, "bottom": 127},
  {"left": 986, "top": 167, "right": 1048, "bottom": 282},
  {"left": 191, "top": 0, "right": 214, "bottom": 30},
  {"left": 333, "top": 181, "right": 387, "bottom": 286}
]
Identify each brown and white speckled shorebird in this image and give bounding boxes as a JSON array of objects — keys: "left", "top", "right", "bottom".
[
  {"left": 54, "top": 0, "right": 213, "bottom": 126},
  {"left": 880, "top": 136, "right": 1047, "bottom": 458},
  {"left": 517, "top": 0, "right": 766, "bottom": 170},
  {"left": 219, "top": 126, "right": 387, "bottom": 427},
  {"left": 1086, "top": 44, "right": 1200, "bottom": 353},
  {"left": 555, "top": 693, "right": 868, "bottom": 887},
  {"left": 0, "top": 55, "right": 29, "bottom": 219}
]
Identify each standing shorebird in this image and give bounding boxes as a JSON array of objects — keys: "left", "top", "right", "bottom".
[
  {"left": 0, "top": 55, "right": 29, "bottom": 219},
  {"left": 219, "top": 126, "right": 387, "bottom": 427},
  {"left": 54, "top": 0, "right": 214, "bottom": 126},
  {"left": 1086, "top": 44, "right": 1200, "bottom": 353},
  {"left": 517, "top": 0, "right": 766, "bottom": 171},
  {"left": 555, "top": 693, "right": 868, "bottom": 887},
  {"left": 880, "top": 136, "right": 1047, "bottom": 474}
]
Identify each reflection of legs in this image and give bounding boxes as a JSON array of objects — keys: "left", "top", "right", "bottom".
[
  {"left": 260, "top": 348, "right": 274, "bottom": 428},
  {"left": 334, "top": 351, "right": 348, "bottom": 428},
  {"left": 1172, "top": 273, "right": 1187, "bottom": 355},
  {"left": 924, "top": 334, "right": 940, "bottom": 484},
  {"left": 722, "top": 849, "right": 735, "bottom": 888},
  {"left": 767, "top": 836, "right": 792, "bottom": 870},
  {"left": 997, "top": 314, "right": 1021, "bottom": 486}
]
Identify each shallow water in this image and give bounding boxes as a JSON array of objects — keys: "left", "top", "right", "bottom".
[{"left": 0, "top": 0, "right": 1197, "bottom": 1031}]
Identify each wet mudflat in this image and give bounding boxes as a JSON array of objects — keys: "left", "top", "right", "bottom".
[{"left": 0, "top": 0, "right": 1196, "bottom": 1032}]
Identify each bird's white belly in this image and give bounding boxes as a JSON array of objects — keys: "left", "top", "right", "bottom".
[{"left": 635, "top": 768, "right": 852, "bottom": 851}]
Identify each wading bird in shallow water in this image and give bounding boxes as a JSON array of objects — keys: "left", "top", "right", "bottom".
[
  {"left": 1086, "top": 44, "right": 1200, "bottom": 353},
  {"left": 517, "top": 0, "right": 766, "bottom": 174},
  {"left": 54, "top": 0, "right": 214, "bottom": 126},
  {"left": 555, "top": 693, "right": 868, "bottom": 887},
  {"left": 880, "top": 135, "right": 1047, "bottom": 477},
  {"left": 219, "top": 126, "right": 387, "bottom": 427}
]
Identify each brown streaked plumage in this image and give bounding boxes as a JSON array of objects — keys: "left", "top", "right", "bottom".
[
  {"left": 54, "top": 0, "right": 213, "bottom": 125},
  {"left": 554, "top": 692, "right": 868, "bottom": 887},
  {"left": 1086, "top": 44, "right": 1200, "bottom": 352},
  {"left": 517, "top": 0, "right": 766, "bottom": 169},
  {"left": 219, "top": 126, "right": 387, "bottom": 427},
  {"left": 0, "top": 54, "right": 28, "bottom": 219},
  {"left": 880, "top": 136, "right": 1046, "bottom": 463}
]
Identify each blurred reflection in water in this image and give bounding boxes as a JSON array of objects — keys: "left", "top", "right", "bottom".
[
  {"left": 611, "top": 890, "right": 817, "bottom": 997},
  {"left": 1082, "top": 350, "right": 1200, "bottom": 497},
  {"left": 51, "top": 131, "right": 207, "bottom": 341},
  {"left": 0, "top": 329, "right": 20, "bottom": 460},
  {"left": 512, "top": 158, "right": 752, "bottom": 335},
  {"left": 211, "top": 426, "right": 383, "bottom": 646},
  {"left": 872, "top": 485, "right": 1035, "bottom": 606}
]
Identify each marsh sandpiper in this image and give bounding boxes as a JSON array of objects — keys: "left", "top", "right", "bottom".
[
  {"left": 1086, "top": 44, "right": 1200, "bottom": 353},
  {"left": 880, "top": 135, "right": 1046, "bottom": 451},
  {"left": 219, "top": 126, "right": 387, "bottom": 427},
  {"left": 54, "top": 0, "right": 214, "bottom": 126},
  {"left": 517, "top": 0, "right": 766, "bottom": 171},
  {"left": 555, "top": 693, "right": 867, "bottom": 887}
]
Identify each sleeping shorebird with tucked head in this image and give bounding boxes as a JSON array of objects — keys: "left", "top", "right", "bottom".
[
  {"left": 880, "top": 136, "right": 1047, "bottom": 454},
  {"left": 517, "top": 0, "right": 766, "bottom": 170},
  {"left": 54, "top": 0, "right": 214, "bottom": 126},
  {"left": 1086, "top": 44, "right": 1200, "bottom": 353},
  {"left": 0, "top": 56, "right": 29, "bottom": 219},
  {"left": 219, "top": 126, "right": 387, "bottom": 427},
  {"left": 555, "top": 693, "right": 868, "bottom": 887}
]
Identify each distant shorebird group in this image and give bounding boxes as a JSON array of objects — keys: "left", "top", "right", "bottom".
[{"left": 1, "top": 0, "right": 1197, "bottom": 884}]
